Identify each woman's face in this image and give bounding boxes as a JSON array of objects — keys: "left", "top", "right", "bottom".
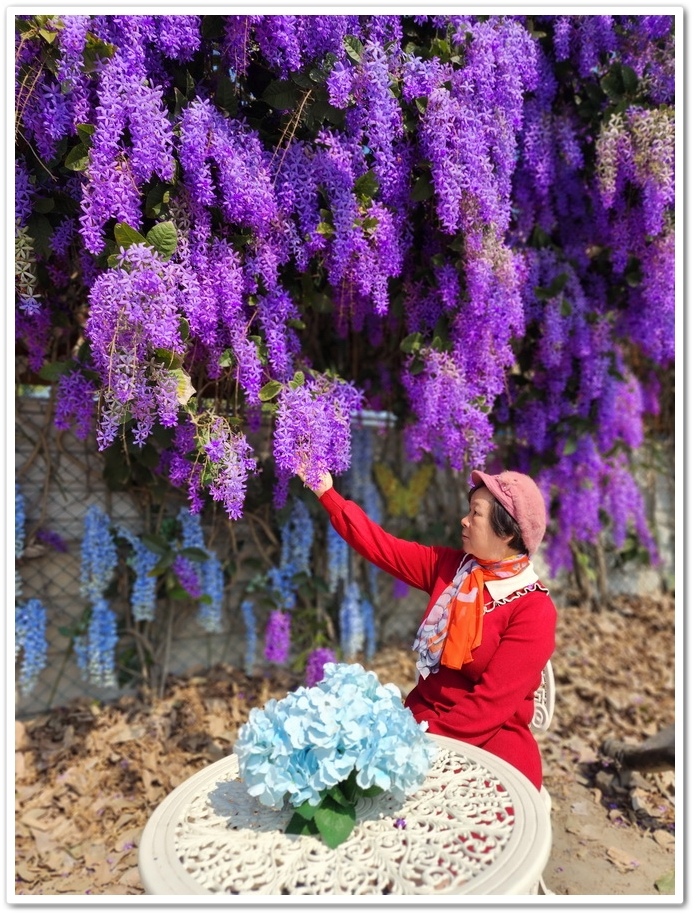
[{"left": 461, "top": 486, "right": 514, "bottom": 562}]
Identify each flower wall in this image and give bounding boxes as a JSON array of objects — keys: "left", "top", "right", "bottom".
[{"left": 15, "top": 14, "right": 676, "bottom": 695}]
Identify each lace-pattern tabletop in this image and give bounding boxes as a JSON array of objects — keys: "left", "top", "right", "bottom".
[{"left": 139, "top": 734, "right": 551, "bottom": 896}]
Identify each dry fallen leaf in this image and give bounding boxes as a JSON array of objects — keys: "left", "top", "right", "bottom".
[
  {"left": 606, "top": 846, "right": 641, "bottom": 872},
  {"left": 652, "top": 829, "right": 676, "bottom": 850}
]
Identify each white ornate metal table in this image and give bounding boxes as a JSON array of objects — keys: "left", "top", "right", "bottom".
[{"left": 138, "top": 734, "right": 551, "bottom": 896}]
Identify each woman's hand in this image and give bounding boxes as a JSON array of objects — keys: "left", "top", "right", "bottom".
[{"left": 298, "top": 465, "right": 334, "bottom": 497}]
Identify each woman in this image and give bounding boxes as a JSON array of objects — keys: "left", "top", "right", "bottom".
[{"left": 299, "top": 466, "right": 557, "bottom": 790}]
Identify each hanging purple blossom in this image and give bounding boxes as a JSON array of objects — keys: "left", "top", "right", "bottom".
[{"left": 264, "top": 610, "right": 291, "bottom": 665}]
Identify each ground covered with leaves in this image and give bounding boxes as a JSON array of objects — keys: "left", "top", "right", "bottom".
[{"left": 15, "top": 593, "right": 676, "bottom": 897}]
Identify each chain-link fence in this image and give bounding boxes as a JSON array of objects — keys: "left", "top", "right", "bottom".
[{"left": 14, "top": 391, "right": 258, "bottom": 717}]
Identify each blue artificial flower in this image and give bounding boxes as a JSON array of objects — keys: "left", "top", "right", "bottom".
[
  {"left": 119, "top": 526, "right": 158, "bottom": 622},
  {"left": 177, "top": 507, "right": 226, "bottom": 633},
  {"left": 339, "top": 580, "right": 364, "bottom": 657},
  {"left": 361, "top": 597, "right": 376, "bottom": 660},
  {"left": 15, "top": 481, "right": 26, "bottom": 559},
  {"left": 241, "top": 599, "right": 257, "bottom": 674},
  {"left": 73, "top": 596, "right": 119, "bottom": 688},
  {"left": 80, "top": 505, "right": 117, "bottom": 604},
  {"left": 15, "top": 598, "right": 48, "bottom": 695},
  {"left": 326, "top": 522, "right": 349, "bottom": 595},
  {"left": 15, "top": 481, "right": 26, "bottom": 598},
  {"left": 235, "top": 662, "right": 438, "bottom": 811},
  {"left": 198, "top": 553, "right": 225, "bottom": 633}
]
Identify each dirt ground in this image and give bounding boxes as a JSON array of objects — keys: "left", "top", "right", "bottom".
[{"left": 14, "top": 593, "right": 677, "bottom": 898}]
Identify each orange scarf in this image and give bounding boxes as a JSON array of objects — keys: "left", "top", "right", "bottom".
[{"left": 413, "top": 554, "right": 530, "bottom": 678}]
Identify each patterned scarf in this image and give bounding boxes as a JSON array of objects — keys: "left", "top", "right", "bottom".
[{"left": 412, "top": 553, "right": 530, "bottom": 680}]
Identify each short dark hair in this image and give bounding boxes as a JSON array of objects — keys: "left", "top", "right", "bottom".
[{"left": 469, "top": 485, "right": 529, "bottom": 555}]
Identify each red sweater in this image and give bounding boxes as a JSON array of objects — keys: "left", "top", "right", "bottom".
[{"left": 319, "top": 487, "right": 557, "bottom": 789}]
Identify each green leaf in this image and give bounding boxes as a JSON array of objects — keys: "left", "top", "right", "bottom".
[
  {"left": 172, "top": 368, "right": 196, "bottom": 405},
  {"left": 548, "top": 272, "right": 569, "bottom": 296},
  {"left": 146, "top": 221, "right": 178, "bottom": 260},
  {"left": 290, "top": 370, "right": 305, "bottom": 389},
  {"left": 344, "top": 36, "right": 364, "bottom": 63},
  {"left": 168, "top": 584, "right": 194, "bottom": 601},
  {"left": 328, "top": 783, "right": 353, "bottom": 807},
  {"left": 262, "top": 79, "right": 298, "bottom": 110},
  {"left": 621, "top": 65, "right": 639, "bottom": 95},
  {"left": 145, "top": 183, "right": 172, "bottom": 219},
  {"left": 33, "top": 197, "right": 55, "bottom": 214},
  {"left": 316, "top": 221, "right": 334, "bottom": 238},
  {"left": 114, "top": 222, "right": 147, "bottom": 249},
  {"left": 285, "top": 812, "right": 319, "bottom": 836},
  {"left": 291, "top": 71, "right": 314, "bottom": 89},
  {"left": 400, "top": 331, "right": 423, "bottom": 354},
  {"left": 148, "top": 556, "right": 175, "bottom": 577},
  {"left": 600, "top": 68, "right": 624, "bottom": 102},
  {"left": 153, "top": 348, "right": 183, "bottom": 370},
  {"left": 141, "top": 533, "right": 171, "bottom": 555},
  {"left": 259, "top": 380, "right": 283, "bottom": 402},
  {"left": 219, "top": 349, "right": 233, "bottom": 368},
  {"left": 654, "top": 869, "right": 675, "bottom": 895},
  {"left": 354, "top": 169, "right": 379, "bottom": 201},
  {"left": 76, "top": 123, "right": 95, "bottom": 145},
  {"left": 294, "top": 799, "right": 321, "bottom": 820},
  {"left": 37, "top": 360, "right": 74, "bottom": 382},
  {"left": 83, "top": 34, "right": 116, "bottom": 73},
  {"left": 408, "top": 355, "right": 425, "bottom": 375},
  {"left": 314, "top": 797, "right": 356, "bottom": 849},
  {"left": 180, "top": 547, "right": 210, "bottom": 563},
  {"left": 309, "top": 99, "right": 343, "bottom": 125},
  {"left": 410, "top": 174, "right": 433, "bottom": 201},
  {"left": 27, "top": 214, "right": 53, "bottom": 258},
  {"left": 38, "top": 26, "right": 58, "bottom": 44},
  {"left": 216, "top": 71, "right": 239, "bottom": 115}
]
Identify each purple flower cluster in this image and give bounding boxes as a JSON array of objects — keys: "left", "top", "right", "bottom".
[
  {"left": 172, "top": 554, "right": 203, "bottom": 599},
  {"left": 402, "top": 350, "right": 493, "bottom": 472},
  {"left": 304, "top": 646, "right": 338, "bottom": 687},
  {"left": 86, "top": 244, "right": 195, "bottom": 448},
  {"left": 273, "top": 375, "right": 363, "bottom": 496},
  {"left": 15, "top": 158, "right": 34, "bottom": 226},
  {"left": 199, "top": 417, "right": 258, "bottom": 520},
  {"left": 264, "top": 609, "right": 291, "bottom": 665},
  {"left": 54, "top": 370, "right": 97, "bottom": 441}
]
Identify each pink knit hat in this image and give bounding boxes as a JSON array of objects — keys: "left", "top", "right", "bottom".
[{"left": 470, "top": 469, "right": 547, "bottom": 555}]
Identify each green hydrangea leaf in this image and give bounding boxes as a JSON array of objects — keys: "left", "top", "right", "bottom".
[{"left": 313, "top": 797, "right": 356, "bottom": 849}]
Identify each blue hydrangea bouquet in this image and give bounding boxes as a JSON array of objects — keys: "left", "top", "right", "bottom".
[{"left": 234, "top": 662, "right": 439, "bottom": 848}]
